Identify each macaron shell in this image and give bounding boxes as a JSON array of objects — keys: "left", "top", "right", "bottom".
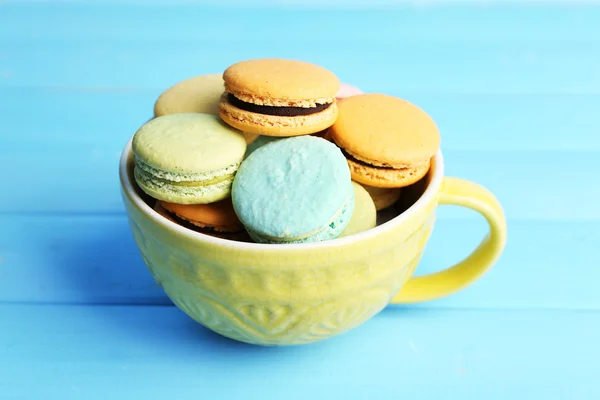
[
  {"left": 223, "top": 58, "right": 340, "bottom": 102},
  {"left": 348, "top": 157, "right": 431, "bottom": 188},
  {"left": 243, "top": 132, "right": 259, "bottom": 144},
  {"left": 154, "top": 202, "right": 176, "bottom": 222},
  {"left": 158, "top": 199, "right": 243, "bottom": 233},
  {"left": 132, "top": 113, "right": 246, "bottom": 174},
  {"left": 153, "top": 73, "right": 224, "bottom": 117},
  {"left": 331, "top": 93, "right": 440, "bottom": 165},
  {"left": 339, "top": 182, "right": 376, "bottom": 238},
  {"left": 232, "top": 135, "right": 352, "bottom": 239},
  {"left": 244, "top": 135, "right": 282, "bottom": 158},
  {"left": 247, "top": 191, "right": 354, "bottom": 244},
  {"left": 244, "top": 132, "right": 331, "bottom": 158},
  {"left": 155, "top": 201, "right": 252, "bottom": 242},
  {"left": 362, "top": 184, "right": 402, "bottom": 210},
  {"left": 219, "top": 99, "right": 338, "bottom": 136}
]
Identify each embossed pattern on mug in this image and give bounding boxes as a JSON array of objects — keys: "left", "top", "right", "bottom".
[{"left": 127, "top": 211, "right": 437, "bottom": 346}]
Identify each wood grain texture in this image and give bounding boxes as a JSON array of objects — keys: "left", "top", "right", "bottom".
[
  {"left": 1, "top": 4, "right": 600, "bottom": 92},
  {"left": 1, "top": 1, "right": 599, "bottom": 397},
  {"left": 4, "top": 88, "right": 600, "bottom": 151},
  {"left": 1, "top": 304, "right": 599, "bottom": 400}
]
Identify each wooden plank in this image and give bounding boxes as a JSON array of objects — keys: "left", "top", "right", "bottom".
[
  {"left": 3, "top": 3, "right": 600, "bottom": 43},
  {"left": 3, "top": 39, "right": 599, "bottom": 94},
  {"left": 3, "top": 88, "right": 600, "bottom": 152},
  {"left": 1, "top": 4, "right": 599, "bottom": 92},
  {"left": 1, "top": 304, "right": 598, "bottom": 399},
  {"left": 0, "top": 88, "right": 156, "bottom": 147},
  {"left": 5, "top": 0, "right": 600, "bottom": 8},
  {"left": 1, "top": 215, "right": 598, "bottom": 308},
  {"left": 0, "top": 1, "right": 597, "bottom": 398}
]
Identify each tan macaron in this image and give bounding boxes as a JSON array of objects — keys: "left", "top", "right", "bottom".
[
  {"left": 153, "top": 74, "right": 257, "bottom": 145},
  {"left": 329, "top": 94, "right": 440, "bottom": 188},
  {"left": 219, "top": 58, "right": 340, "bottom": 137},
  {"left": 153, "top": 74, "right": 224, "bottom": 117}
]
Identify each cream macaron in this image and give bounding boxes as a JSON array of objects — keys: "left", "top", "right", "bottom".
[
  {"left": 153, "top": 73, "right": 224, "bottom": 117},
  {"left": 152, "top": 73, "right": 257, "bottom": 145}
]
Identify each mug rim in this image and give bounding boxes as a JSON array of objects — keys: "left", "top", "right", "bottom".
[{"left": 119, "top": 138, "right": 445, "bottom": 251}]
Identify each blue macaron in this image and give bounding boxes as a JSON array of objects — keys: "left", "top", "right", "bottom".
[{"left": 232, "top": 135, "right": 354, "bottom": 244}]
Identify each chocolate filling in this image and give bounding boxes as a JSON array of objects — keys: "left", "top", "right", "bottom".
[
  {"left": 227, "top": 93, "right": 332, "bottom": 117},
  {"left": 340, "top": 148, "right": 403, "bottom": 171}
]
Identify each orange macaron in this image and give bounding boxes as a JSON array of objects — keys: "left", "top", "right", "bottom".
[
  {"left": 219, "top": 58, "right": 340, "bottom": 137},
  {"left": 154, "top": 198, "right": 250, "bottom": 241},
  {"left": 329, "top": 93, "right": 440, "bottom": 188}
]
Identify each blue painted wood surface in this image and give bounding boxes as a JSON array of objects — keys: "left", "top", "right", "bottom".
[
  {"left": 1, "top": 1, "right": 599, "bottom": 398},
  {"left": 1, "top": 304, "right": 599, "bottom": 399}
]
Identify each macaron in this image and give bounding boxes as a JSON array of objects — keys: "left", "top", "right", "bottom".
[
  {"left": 154, "top": 201, "right": 177, "bottom": 221},
  {"left": 336, "top": 82, "right": 363, "bottom": 101},
  {"left": 329, "top": 94, "right": 440, "bottom": 188},
  {"left": 362, "top": 185, "right": 402, "bottom": 211},
  {"left": 153, "top": 73, "right": 224, "bottom": 117},
  {"left": 219, "top": 58, "right": 340, "bottom": 137},
  {"left": 242, "top": 132, "right": 260, "bottom": 144},
  {"left": 244, "top": 132, "right": 330, "bottom": 159},
  {"left": 232, "top": 136, "right": 354, "bottom": 244},
  {"left": 244, "top": 134, "right": 282, "bottom": 158},
  {"left": 339, "top": 182, "right": 377, "bottom": 238},
  {"left": 156, "top": 199, "right": 250, "bottom": 241},
  {"left": 132, "top": 113, "right": 246, "bottom": 204},
  {"left": 317, "top": 83, "right": 360, "bottom": 143}
]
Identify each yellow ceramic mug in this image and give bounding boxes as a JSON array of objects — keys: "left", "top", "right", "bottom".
[{"left": 119, "top": 140, "right": 507, "bottom": 346}]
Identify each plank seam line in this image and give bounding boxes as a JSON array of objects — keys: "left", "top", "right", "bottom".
[
  {"left": 5, "top": 85, "right": 600, "bottom": 96},
  {"left": 1, "top": 302, "right": 600, "bottom": 312}
]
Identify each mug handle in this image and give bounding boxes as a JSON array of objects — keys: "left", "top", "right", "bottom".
[{"left": 391, "top": 177, "right": 507, "bottom": 304}]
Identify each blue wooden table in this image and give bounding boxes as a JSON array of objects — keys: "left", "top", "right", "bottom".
[{"left": 1, "top": 1, "right": 599, "bottom": 398}]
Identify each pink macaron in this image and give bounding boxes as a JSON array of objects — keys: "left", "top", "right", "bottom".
[{"left": 336, "top": 82, "right": 363, "bottom": 101}]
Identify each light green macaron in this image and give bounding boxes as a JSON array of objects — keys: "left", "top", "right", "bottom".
[
  {"left": 132, "top": 113, "right": 246, "bottom": 204},
  {"left": 339, "top": 182, "right": 377, "bottom": 238}
]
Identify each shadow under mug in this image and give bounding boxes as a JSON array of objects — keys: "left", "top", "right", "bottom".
[{"left": 119, "top": 139, "right": 507, "bottom": 346}]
